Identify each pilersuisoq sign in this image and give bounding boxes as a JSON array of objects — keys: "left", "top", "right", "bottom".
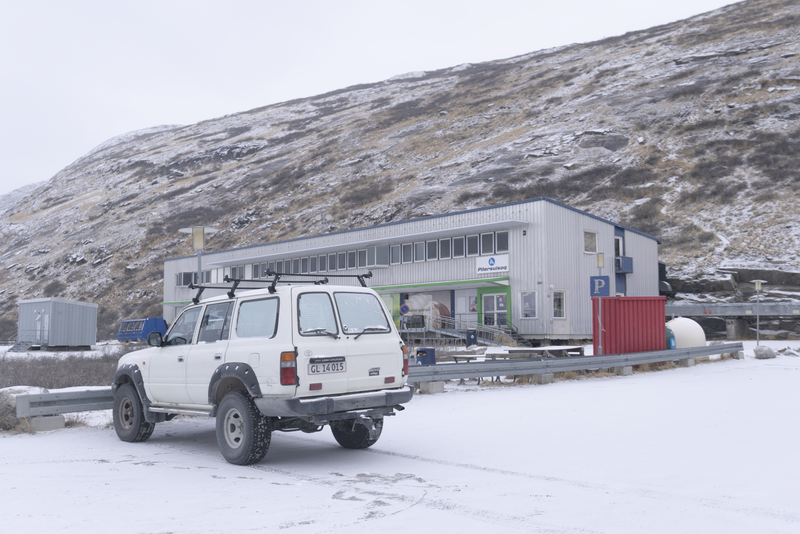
[{"left": 476, "top": 255, "right": 509, "bottom": 274}]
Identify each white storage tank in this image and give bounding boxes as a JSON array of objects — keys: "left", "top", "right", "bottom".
[{"left": 666, "top": 317, "right": 706, "bottom": 348}]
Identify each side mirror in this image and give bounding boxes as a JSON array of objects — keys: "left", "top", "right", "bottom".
[{"left": 148, "top": 332, "right": 163, "bottom": 347}]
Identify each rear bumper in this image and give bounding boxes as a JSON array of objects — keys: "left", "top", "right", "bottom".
[{"left": 254, "top": 385, "right": 414, "bottom": 420}]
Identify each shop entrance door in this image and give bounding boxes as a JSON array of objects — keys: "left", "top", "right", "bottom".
[{"left": 482, "top": 293, "right": 507, "bottom": 327}]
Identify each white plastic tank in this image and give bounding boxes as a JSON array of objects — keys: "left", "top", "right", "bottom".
[{"left": 666, "top": 317, "right": 706, "bottom": 348}]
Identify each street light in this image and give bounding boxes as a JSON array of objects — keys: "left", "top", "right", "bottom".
[
  {"left": 179, "top": 226, "right": 218, "bottom": 286},
  {"left": 749, "top": 279, "right": 767, "bottom": 346},
  {"left": 597, "top": 253, "right": 604, "bottom": 356}
]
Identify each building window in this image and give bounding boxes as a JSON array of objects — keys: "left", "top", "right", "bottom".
[
  {"left": 496, "top": 231, "right": 509, "bottom": 253},
  {"left": 267, "top": 261, "right": 275, "bottom": 275},
  {"left": 414, "top": 242, "right": 425, "bottom": 262},
  {"left": 553, "top": 290, "right": 566, "bottom": 319},
  {"left": 481, "top": 233, "right": 494, "bottom": 255},
  {"left": 391, "top": 245, "right": 401, "bottom": 264},
  {"left": 453, "top": 236, "right": 465, "bottom": 258},
  {"left": 615, "top": 236, "right": 624, "bottom": 257},
  {"left": 402, "top": 243, "right": 413, "bottom": 263},
  {"left": 293, "top": 258, "right": 301, "bottom": 274},
  {"left": 260, "top": 263, "right": 267, "bottom": 278},
  {"left": 358, "top": 249, "right": 367, "bottom": 268},
  {"left": 584, "top": 231, "right": 597, "bottom": 253},
  {"left": 275, "top": 260, "right": 283, "bottom": 274},
  {"left": 426, "top": 240, "right": 438, "bottom": 260},
  {"left": 375, "top": 245, "right": 390, "bottom": 266},
  {"left": 466, "top": 235, "right": 479, "bottom": 256},
  {"left": 347, "top": 251, "right": 357, "bottom": 269},
  {"left": 329, "top": 253, "right": 337, "bottom": 271},
  {"left": 439, "top": 238, "right": 451, "bottom": 259},
  {"left": 338, "top": 252, "right": 346, "bottom": 270},
  {"left": 310, "top": 256, "right": 317, "bottom": 273},
  {"left": 301, "top": 257, "right": 309, "bottom": 274},
  {"left": 367, "top": 247, "right": 376, "bottom": 267},
  {"left": 521, "top": 291, "right": 536, "bottom": 318},
  {"left": 318, "top": 255, "right": 327, "bottom": 272}
]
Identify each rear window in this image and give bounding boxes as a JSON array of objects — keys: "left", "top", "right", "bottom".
[
  {"left": 298, "top": 292, "right": 339, "bottom": 336},
  {"left": 236, "top": 298, "right": 279, "bottom": 338},
  {"left": 334, "top": 292, "right": 390, "bottom": 336}
]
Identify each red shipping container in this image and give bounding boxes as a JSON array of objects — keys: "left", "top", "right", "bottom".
[{"left": 592, "top": 296, "right": 666, "bottom": 355}]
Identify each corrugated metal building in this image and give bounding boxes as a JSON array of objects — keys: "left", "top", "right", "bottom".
[
  {"left": 17, "top": 298, "right": 98, "bottom": 349},
  {"left": 162, "top": 197, "right": 660, "bottom": 342}
]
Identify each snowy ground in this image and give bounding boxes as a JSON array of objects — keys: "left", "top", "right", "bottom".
[{"left": 2, "top": 341, "right": 799, "bottom": 533}]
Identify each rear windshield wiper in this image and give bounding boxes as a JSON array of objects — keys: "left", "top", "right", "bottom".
[
  {"left": 304, "top": 327, "right": 339, "bottom": 339},
  {"left": 353, "top": 326, "right": 390, "bottom": 339}
]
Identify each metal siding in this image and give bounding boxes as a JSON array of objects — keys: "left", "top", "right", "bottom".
[
  {"left": 592, "top": 297, "right": 666, "bottom": 354},
  {"left": 622, "top": 231, "right": 659, "bottom": 296},
  {"left": 18, "top": 298, "right": 97, "bottom": 346}
]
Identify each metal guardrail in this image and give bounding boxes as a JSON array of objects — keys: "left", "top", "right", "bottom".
[
  {"left": 15, "top": 389, "right": 114, "bottom": 418},
  {"left": 13, "top": 343, "right": 743, "bottom": 418},
  {"left": 407, "top": 343, "right": 744, "bottom": 382},
  {"left": 666, "top": 303, "right": 800, "bottom": 317}
]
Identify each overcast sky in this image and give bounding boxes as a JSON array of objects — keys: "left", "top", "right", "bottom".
[{"left": 0, "top": 0, "right": 739, "bottom": 197}]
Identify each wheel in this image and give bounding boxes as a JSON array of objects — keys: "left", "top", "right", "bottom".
[
  {"left": 331, "top": 417, "right": 383, "bottom": 449},
  {"left": 113, "top": 383, "right": 155, "bottom": 442},
  {"left": 215, "top": 391, "right": 271, "bottom": 465}
]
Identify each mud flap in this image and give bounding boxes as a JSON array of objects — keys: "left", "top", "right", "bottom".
[{"left": 358, "top": 414, "right": 379, "bottom": 441}]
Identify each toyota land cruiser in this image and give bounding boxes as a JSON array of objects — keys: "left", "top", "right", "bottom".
[{"left": 112, "top": 271, "right": 413, "bottom": 465}]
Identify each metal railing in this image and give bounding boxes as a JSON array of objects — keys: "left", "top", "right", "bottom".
[
  {"left": 398, "top": 312, "right": 520, "bottom": 347},
  {"left": 15, "top": 389, "right": 114, "bottom": 418},
  {"left": 13, "top": 343, "right": 743, "bottom": 418}
]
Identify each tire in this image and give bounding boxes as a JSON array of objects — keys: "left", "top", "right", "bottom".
[
  {"left": 215, "top": 391, "right": 271, "bottom": 465},
  {"left": 113, "top": 383, "right": 155, "bottom": 442},
  {"left": 331, "top": 417, "right": 383, "bottom": 449}
]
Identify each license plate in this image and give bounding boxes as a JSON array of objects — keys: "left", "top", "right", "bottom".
[{"left": 308, "top": 357, "right": 346, "bottom": 375}]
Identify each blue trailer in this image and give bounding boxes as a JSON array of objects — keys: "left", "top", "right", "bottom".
[{"left": 117, "top": 318, "right": 168, "bottom": 343}]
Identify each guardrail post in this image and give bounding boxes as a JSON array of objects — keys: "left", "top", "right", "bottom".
[
  {"left": 530, "top": 373, "right": 554, "bottom": 384},
  {"left": 28, "top": 415, "right": 66, "bottom": 431},
  {"left": 678, "top": 358, "right": 696, "bottom": 367},
  {"left": 615, "top": 366, "right": 633, "bottom": 376}
]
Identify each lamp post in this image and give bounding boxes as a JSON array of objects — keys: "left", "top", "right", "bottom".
[
  {"left": 597, "top": 253, "right": 604, "bottom": 356},
  {"left": 749, "top": 279, "right": 767, "bottom": 346},
  {"left": 179, "top": 226, "right": 218, "bottom": 285}
]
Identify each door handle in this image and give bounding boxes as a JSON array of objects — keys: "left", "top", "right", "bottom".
[
  {"left": 178, "top": 355, "right": 185, "bottom": 362},
  {"left": 214, "top": 353, "right": 222, "bottom": 360}
]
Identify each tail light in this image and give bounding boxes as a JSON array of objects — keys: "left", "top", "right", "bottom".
[
  {"left": 402, "top": 345, "right": 408, "bottom": 376},
  {"left": 280, "top": 351, "right": 297, "bottom": 385}
]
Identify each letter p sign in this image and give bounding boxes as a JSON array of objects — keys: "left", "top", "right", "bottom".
[{"left": 590, "top": 276, "right": 610, "bottom": 297}]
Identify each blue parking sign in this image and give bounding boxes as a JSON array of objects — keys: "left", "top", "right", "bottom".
[{"left": 590, "top": 276, "right": 610, "bottom": 297}]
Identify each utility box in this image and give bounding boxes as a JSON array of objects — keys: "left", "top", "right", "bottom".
[
  {"left": 17, "top": 298, "right": 98, "bottom": 350},
  {"left": 592, "top": 296, "right": 666, "bottom": 355}
]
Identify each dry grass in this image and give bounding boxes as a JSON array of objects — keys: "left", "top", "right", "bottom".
[
  {"left": 0, "top": 345, "right": 144, "bottom": 390},
  {"left": 0, "top": 392, "right": 33, "bottom": 434}
]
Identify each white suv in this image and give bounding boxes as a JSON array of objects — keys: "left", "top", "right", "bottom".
[{"left": 112, "top": 276, "right": 412, "bottom": 465}]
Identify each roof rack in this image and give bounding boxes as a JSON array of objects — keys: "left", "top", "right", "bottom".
[{"left": 187, "top": 270, "right": 373, "bottom": 302}]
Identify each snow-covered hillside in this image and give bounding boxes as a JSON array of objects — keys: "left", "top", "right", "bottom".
[{"left": 1, "top": 0, "right": 799, "bottom": 338}]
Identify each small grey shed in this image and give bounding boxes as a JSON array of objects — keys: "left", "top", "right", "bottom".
[{"left": 16, "top": 298, "right": 98, "bottom": 350}]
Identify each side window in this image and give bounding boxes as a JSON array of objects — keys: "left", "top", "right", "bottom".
[
  {"left": 584, "top": 231, "right": 597, "bottom": 253},
  {"left": 298, "top": 293, "right": 338, "bottom": 336},
  {"left": 236, "top": 298, "right": 279, "bottom": 338},
  {"left": 452, "top": 236, "right": 465, "bottom": 258},
  {"left": 521, "top": 291, "right": 536, "bottom": 318},
  {"left": 334, "top": 292, "right": 390, "bottom": 336},
  {"left": 198, "top": 302, "right": 233, "bottom": 343},
  {"left": 164, "top": 307, "right": 202, "bottom": 345},
  {"left": 553, "top": 291, "right": 566, "bottom": 319},
  {"left": 466, "top": 235, "right": 479, "bottom": 256}
]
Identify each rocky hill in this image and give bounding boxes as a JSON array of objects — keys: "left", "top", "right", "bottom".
[{"left": 1, "top": 0, "right": 799, "bottom": 340}]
